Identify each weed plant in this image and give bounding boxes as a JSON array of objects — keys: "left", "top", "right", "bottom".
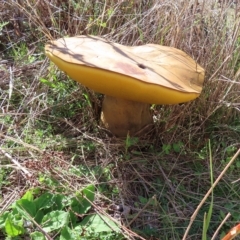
[{"left": 0, "top": 0, "right": 240, "bottom": 239}]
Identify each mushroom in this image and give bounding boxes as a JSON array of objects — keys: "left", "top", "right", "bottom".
[{"left": 45, "top": 36, "right": 205, "bottom": 137}]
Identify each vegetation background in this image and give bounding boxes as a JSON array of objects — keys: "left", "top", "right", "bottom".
[{"left": 0, "top": 0, "right": 240, "bottom": 239}]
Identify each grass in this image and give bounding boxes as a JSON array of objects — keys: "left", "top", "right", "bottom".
[{"left": 0, "top": 0, "right": 240, "bottom": 239}]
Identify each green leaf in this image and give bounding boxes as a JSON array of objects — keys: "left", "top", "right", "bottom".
[
  {"left": 173, "top": 141, "right": 183, "bottom": 153},
  {"left": 34, "top": 210, "right": 44, "bottom": 224},
  {"left": 0, "top": 211, "right": 9, "bottom": 228},
  {"left": 78, "top": 214, "right": 119, "bottom": 233},
  {"left": 236, "top": 160, "right": 240, "bottom": 168},
  {"left": 60, "top": 226, "right": 72, "bottom": 240},
  {"left": 82, "top": 185, "right": 95, "bottom": 202},
  {"left": 34, "top": 192, "right": 66, "bottom": 212},
  {"left": 51, "top": 194, "right": 66, "bottom": 210},
  {"left": 5, "top": 215, "right": 24, "bottom": 237},
  {"left": 82, "top": 93, "right": 91, "bottom": 107},
  {"left": 202, "top": 140, "right": 214, "bottom": 240},
  {"left": 69, "top": 211, "right": 77, "bottom": 227},
  {"left": 125, "top": 135, "right": 139, "bottom": 149},
  {"left": 162, "top": 144, "right": 171, "bottom": 154},
  {"left": 15, "top": 199, "right": 36, "bottom": 218},
  {"left": 60, "top": 226, "right": 81, "bottom": 240},
  {"left": 34, "top": 192, "right": 54, "bottom": 210},
  {"left": 42, "top": 210, "right": 69, "bottom": 232},
  {"left": 71, "top": 185, "right": 95, "bottom": 215},
  {"left": 30, "top": 231, "right": 46, "bottom": 240},
  {"left": 40, "top": 78, "right": 57, "bottom": 88},
  {"left": 21, "top": 190, "right": 34, "bottom": 201},
  {"left": 139, "top": 196, "right": 148, "bottom": 204},
  {"left": 202, "top": 212, "right": 207, "bottom": 240}
]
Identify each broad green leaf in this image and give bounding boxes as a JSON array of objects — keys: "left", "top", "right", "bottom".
[
  {"left": 42, "top": 210, "right": 69, "bottom": 232},
  {"left": 69, "top": 211, "right": 77, "bottom": 227},
  {"left": 60, "top": 226, "right": 81, "bottom": 240},
  {"left": 82, "top": 185, "right": 95, "bottom": 202},
  {"left": 30, "top": 231, "right": 46, "bottom": 240},
  {"left": 21, "top": 190, "right": 34, "bottom": 201},
  {"left": 34, "top": 192, "right": 54, "bottom": 210},
  {"left": 34, "top": 193, "right": 66, "bottom": 211},
  {"left": 5, "top": 215, "right": 24, "bottom": 237},
  {"left": 70, "top": 201, "right": 83, "bottom": 216},
  {"left": 80, "top": 184, "right": 95, "bottom": 213},
  {"left": 34, "top": 210, "right": 44, "bottom": 224},
  {"left": 0, "top": 211, "right": 9, "bottom": 228},
  {"left": 60, "top": 226, "right": 72, "bottom": 240},
  {"left": 51, "top": 194, "right": 66, "bottom": 210},
  {"left": 71, "top": 185, "right": 95, "bottom": 215},
  {"left": 78, "top": 214, "right": 119, "bottom": 233},
  {"left": 11, "top": 208, "right": 22, "bottom": 219},
  {"left": 16, "top": 199, "right": 36, "bottom": 218}
]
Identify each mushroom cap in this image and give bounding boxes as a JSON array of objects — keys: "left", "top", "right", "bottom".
[{"left": 45, "top": 36, "right": 205, "bottom": 104}]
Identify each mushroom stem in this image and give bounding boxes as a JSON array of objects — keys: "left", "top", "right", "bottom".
[{"left": 100, "top": 95, "right": 153, "bottom": 137}]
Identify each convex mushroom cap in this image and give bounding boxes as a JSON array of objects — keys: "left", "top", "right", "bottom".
[{"left": 45, "top": 35, "right": 205, "bottom": 105}]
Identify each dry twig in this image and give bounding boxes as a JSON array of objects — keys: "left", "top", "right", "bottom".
[{"left": 0, "top": 148, "right": 32, "bottom": 178}]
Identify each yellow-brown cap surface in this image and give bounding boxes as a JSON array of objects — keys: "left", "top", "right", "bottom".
[{"left": 45, "top": 35, "right": 205, "bottom": 104}]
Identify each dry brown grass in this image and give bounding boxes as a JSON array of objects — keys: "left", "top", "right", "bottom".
[{"left": 1, "top": 0, "right": 240, "bottom": 239}]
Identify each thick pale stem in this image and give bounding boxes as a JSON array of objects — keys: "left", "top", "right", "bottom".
[{"left": 100, "top": 95, "right": 153, "bottom": 137}]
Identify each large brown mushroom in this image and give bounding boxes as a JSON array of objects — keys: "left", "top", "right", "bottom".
[{"left": 45, "top": 36, "right": 205, "bottom": 137}]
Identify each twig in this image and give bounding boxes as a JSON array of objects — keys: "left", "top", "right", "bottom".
[
  {"left": 211, "top": 212, "right": 231, "bottom": 240},
  {"left": 7, "top": 66, "right": 14, "bottom": 112},
  {"left": 157, "top": 162, "right": 176, "bottom": 193},
  {"left": 126, "top": 195, "right": 156, "bottom": 227},
  {"left": 182, "top": 148, "right": 240, "bottom": 240},
  {"left": 208, "top": 55, "right": 230, "bottom": 82},
  {"left": 0, "top": 191, "right": 18, "bottom": 214},
  {"left": 0, "top": 148, "right": 32, "bottom": 178},
  {"left": 18, "top": 204, "right": 53, "bottom": 240},
  {"left": 0, "top": 132, "right": 42, "bottom": 152}
]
